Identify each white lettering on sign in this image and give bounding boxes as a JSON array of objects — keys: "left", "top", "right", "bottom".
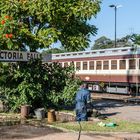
[{"left": 0, "top": 50, "right": 41, "bottom": 62}]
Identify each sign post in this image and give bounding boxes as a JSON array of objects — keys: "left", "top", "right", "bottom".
[{"left": 0, "top": 50, "right": 41, "bottom": 62}]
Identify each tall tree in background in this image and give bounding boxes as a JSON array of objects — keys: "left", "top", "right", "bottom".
[
  {"left": 42, "top": 48, "right": 65, "bottom": 55},
  {"left": 0, "top": 0, "right": 101, "bottom": 51},
  {"left": 92, "top": 35, "right": 133, "bottom": 50},
  {"left": 91, "top": 36, "right": 113, "bottom": 50},
  {"left": 117, "top": 35, "right": 133, "bottom": 47},
  {"left": 131, "top": 34, "right": 140, "bottom": 45}
]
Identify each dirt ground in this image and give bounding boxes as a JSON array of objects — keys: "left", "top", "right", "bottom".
[
  {"left": 0, "top": 124, "right": 134, "bottom": 140},
  {"left": 0, "top": 125, "right": 63, "bottom": 140},
  {"left": 1, "top": 99, "right": 140, "bottom": 140}
]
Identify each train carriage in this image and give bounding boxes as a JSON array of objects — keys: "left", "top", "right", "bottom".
[{"left": 44, "top": 46, "right": 140, "bottom": 95}]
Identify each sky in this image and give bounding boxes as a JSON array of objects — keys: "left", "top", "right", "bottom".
[
  {"left": 49, "top": 0, "right": 140, "bottom": 51},
  {"left": 89, "top": 0, "right": 140, "bottom": 49}
]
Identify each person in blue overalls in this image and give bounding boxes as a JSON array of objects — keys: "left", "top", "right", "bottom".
[{"left": 75, "top": 83, "right": 91, "bottom": 121}]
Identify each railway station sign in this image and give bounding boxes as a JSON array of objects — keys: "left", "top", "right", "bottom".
[{"left": 0, "top": 50, "right": 41, "bottom": 62}]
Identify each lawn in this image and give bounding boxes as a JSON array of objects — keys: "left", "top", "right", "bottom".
[
  {"left": 1, "top": 112, "right": 140, "bottom": 133},
  {"left": 53, "top": 118, "right": 140, "bottom": 133}
]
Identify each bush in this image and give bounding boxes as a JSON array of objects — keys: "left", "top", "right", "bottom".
[{"left": 0, "top": 60, "right": 80, "bottom": 112}]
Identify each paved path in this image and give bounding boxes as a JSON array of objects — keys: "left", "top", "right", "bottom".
[
  {"left": 93, "top": 99, "right": 140, "bottom": 122},
  {"left": 18, "top": 132, "right": 140, "bottom": 140},
  {"left": 20, "top": 132, "right": 114, "bottom": 140}
]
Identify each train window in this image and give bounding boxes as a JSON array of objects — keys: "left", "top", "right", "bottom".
[
  {"left": 59, "top": 63, "right": 62, "bottom": 67},
  {"left": 78, "top": 53, "right": 83, "bottom": 55},
  {"left": 130, "top": 48, "right": 135, "bottom": 51},
  {"left": 83, "top": 61, "right": 88, "bottom": 70},
  {"left": 100, "top": 51, "right": 105, "bottom": 53},
  {"left": 103, "top": 61, "right": 109, "bottom": 70},
  {"left": 96, "top": 61, "right": 102, "bottom": 70},
  {"left": 61, "top": 54, "right": 65, "bottom": 56},
  {"left": 76, "top": 62, "right": 81, "bottom": 70},
  {"left": 119, "top": 60, "right": 126, "bottom": 69},
  {"left": 129, "top": 59, "right": 136, "bottom": 69},
  {"left": 56, "top": 55, "right": 60, "bottom": 57},
  {"left": 73, "top": 53, "right": 77, "bottom": 56},
  {"left": 121, "top": 49, "right": 127, "bottom": 52},
  {"left": 89, "top": 61, "right": 94, "bottom": 70},
  {"left": 112, "top": 50, "right": 118, "bottom": 52},
  {"left": 111, "top": 60, "right": 117, "bottom": 69},
  {"left": 85, "top": 52, "right": 90, "bottom": 54},
  {"left": 67, "top": 54, "right": 70, "bottom": 56},
  {"left": 88, "top": 84, "right": 93, "bottom": 90},
  {"left": 70, "top": 62, "right": 74, "bottom": 66},
  {"left": 64, "top": 62, "right": 68, "bottom": 67}
]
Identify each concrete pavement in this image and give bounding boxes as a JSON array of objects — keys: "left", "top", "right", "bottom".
[{"left": 21, "top": 132, "right": 140, "bottom": 140}]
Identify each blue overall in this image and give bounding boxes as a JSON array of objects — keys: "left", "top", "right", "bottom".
[{"left": 75, "top": 88, "right": 90, "bottom": 121}]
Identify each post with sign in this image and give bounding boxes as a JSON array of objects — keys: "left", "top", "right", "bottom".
[{"left": 0, "top": 50, "right": 41, "bottom": 62}]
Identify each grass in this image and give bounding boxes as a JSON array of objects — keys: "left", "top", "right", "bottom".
[
  {"left": 53, "top": 118, "right": 140, "bottom": 133},
  {"left": 1, "top": 112, "right": 140, "bottom": 133}
]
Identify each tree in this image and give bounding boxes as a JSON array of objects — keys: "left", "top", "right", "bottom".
[
  {"left": 117, "top": 35, "right": 133, "bottom": 47},
  {"left": 92, "top": 35, "right": 133, "bottom": 50},
  {"left": 92, "top": 36, "right": 113, "bottom": 50},
  {"left": 131, "top": 34, "right": 140, "bottom": 45},
  {"left": 0, "top": 0, "right": 101, "bottom": 51},
  {"left": 42, "top": 48, "right": 65, "bottom": 55},
  {"left": 0, "top": 60, "right": 80, "bottom": 111}
]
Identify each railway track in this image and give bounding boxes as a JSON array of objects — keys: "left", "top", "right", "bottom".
[{"left": 91, "top": 93, "right": 140, "bottom": 103}]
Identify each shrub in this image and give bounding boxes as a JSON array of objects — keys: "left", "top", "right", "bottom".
[{"left": 0, "top": 60, "right": 80, "bottom": 112}]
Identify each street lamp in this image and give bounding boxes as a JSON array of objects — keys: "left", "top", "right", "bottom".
[{"left": 109, "top": 4, "right": 122, "bottom": 48}]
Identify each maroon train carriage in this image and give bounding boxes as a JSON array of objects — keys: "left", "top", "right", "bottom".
[{"left": 44, "top": 46, "right": 140, "bottom": 95}]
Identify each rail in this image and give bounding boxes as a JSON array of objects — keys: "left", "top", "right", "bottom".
[{"left": 91, "top": 93, "right": 140, "bottom": 103}]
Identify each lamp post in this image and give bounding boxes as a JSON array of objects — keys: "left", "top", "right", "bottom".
[{"left": 109, "top": 4, "right": 122, "bottom": 48}]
